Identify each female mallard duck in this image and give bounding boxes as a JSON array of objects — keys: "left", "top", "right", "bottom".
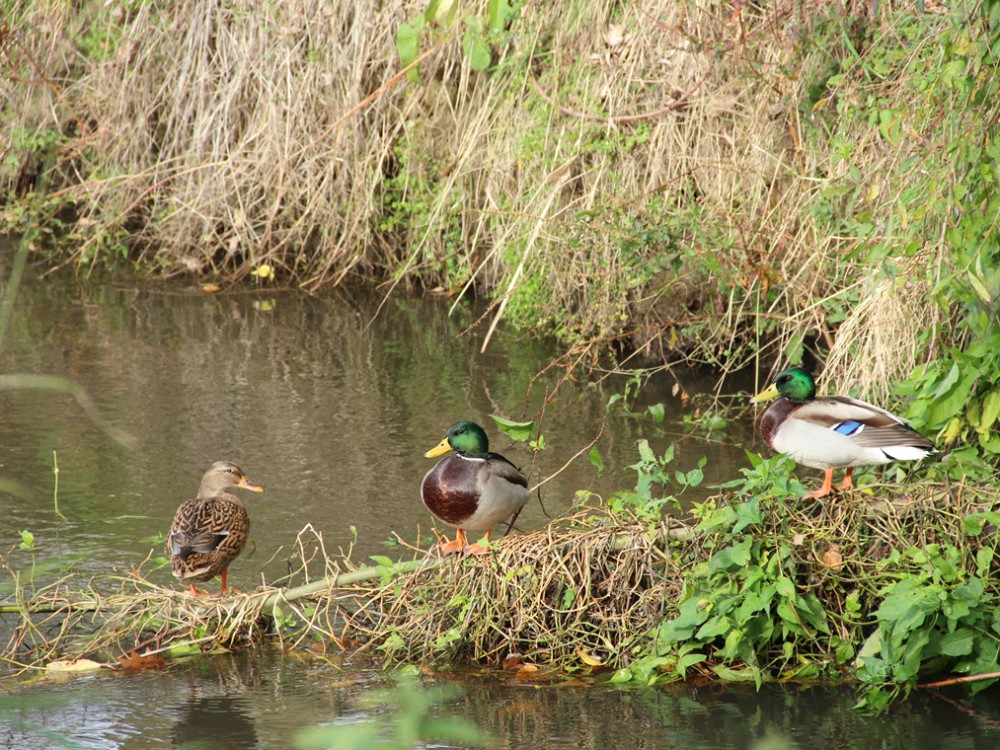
[
  {"left": 166, "top": 461, "right": 264, "bottom": 596},
  {"left": 752, "top": 367, "right": 936, "bottom": 499},
  {"left": 421, "top": 421, "right": 530, "bottom": 555}
]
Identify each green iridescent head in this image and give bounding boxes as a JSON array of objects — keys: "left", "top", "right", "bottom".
[
  {"left": 752, "top": 367, "right": 817, "bottom": 404},
  {"left": 424, "top": 421, "right": 490, "bottom": 459}
]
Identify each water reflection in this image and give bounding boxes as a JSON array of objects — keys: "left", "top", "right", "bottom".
[
  {"left": 169, "top": 696, "right": 258, "bottom": 749},
  {"left": 2, "top": 651, "right": 999, "bottom": 749}
]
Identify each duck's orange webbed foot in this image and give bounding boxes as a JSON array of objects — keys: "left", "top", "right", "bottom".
[
  {"left": 837, "top": 467, "right": 855, "bottom": 492},
  {"left": 805, "top": 468, "right": 836, "bottom": 499},
  {"left": 437, "top": 528, "right": 469, "bottom": 555},
  {"left": 463, "top": 529, "right": 493, "bottom": 556}
]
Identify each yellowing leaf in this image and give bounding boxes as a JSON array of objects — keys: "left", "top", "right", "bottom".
[
  {"left": 575, "top": 645, "right": 604, "bottom": 666},
  {"left": 968, "top": 270, "right": 991, "bottom": 303},
  {"left": 46, "top": 658, "right": 103, "bottom": 673},
  {"left": 514, "top": 663, "right": 540, "bottom": 679},
  {"left": 943, "top": 416, "right": 963, "bottom": 445},
  {"left": 981, "top": 390, "right": 1000, "bottom": 431},
  {"left": 253, "top": 264, "right": 275, "bottom": 281}
]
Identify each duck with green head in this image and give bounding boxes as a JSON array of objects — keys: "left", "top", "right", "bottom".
[
  {"left": 421, "top": 421, "right": 530, "bottom": 555},
  {"left": 752, "top": 367, "right": 936, "bottom": 499}
]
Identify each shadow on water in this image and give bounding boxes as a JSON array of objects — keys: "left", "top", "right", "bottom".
[{"left": 2, "top": 252, "right": 998, "bottom": 747}]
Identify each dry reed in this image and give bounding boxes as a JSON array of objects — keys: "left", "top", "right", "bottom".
[{"left": 3, "top": 0, "right": 965, "bottom": 389}]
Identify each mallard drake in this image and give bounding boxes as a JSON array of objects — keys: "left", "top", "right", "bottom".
[
  {"left": 421, "top": 421, "right": 530, "bottom": 555},
  {"left": 166, "top": 461, "right": 264, "bottom": 596},
  {"left": 752, "top": 367, "right": 937, "bottom": 498}
]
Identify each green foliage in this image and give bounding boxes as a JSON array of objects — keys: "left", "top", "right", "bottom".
[
  {"left": 295, "top": 670, "right": 493, "bottom": 749},
  {"left": 647, "top": 495, "right": 831, "bottom": 689},
  {"left": 614, "top": 445, "right": 1000, "bottom": 711},
  {"left": 489, "top": 414, "right": 535, "bottom": 443},
  {"left": 271, "top": 603, "right": 299, "bottom": 635},
  {"left": 501, "top": 201, "right": 685, "bottom": 344},
  {"left": 396, "top": 0, "right": 516, "bottom": 82},
  {"left": 606, "top": 439, "right": 703, "bottom": 523},
  {"left": 855, "top": 542, "right": 1000, "bottom": 712},
  {"left": 18, "top": 530, "right": 35, "bottom": 553},
  {"left": 902, "top": 333, "right": 1000, "bottom": 479},
  {"left": 814, "top": 1, "right": 1000, "bottom": 474},
  {"left": 489, "top": 414, "right": 545, "bottom": 453},
  {"left": 719, "top": 452, "right": 808, "bottom": 501}
]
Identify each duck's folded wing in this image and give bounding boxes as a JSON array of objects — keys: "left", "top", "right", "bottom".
[
  {"left": 486, "top": 453, "right": 529, "bottom": 488},
  {"left": 796, "top": 396, "right": 934, "bottom": 453}
]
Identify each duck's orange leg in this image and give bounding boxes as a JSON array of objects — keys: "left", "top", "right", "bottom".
[
  {"left": 185, "top": 582, "right": 208, "bottom": 597},
  {"left": 805, "top": 468, "right": 836, "bottom": 499},
  {"left": 218, "top": 568, "right": 230, "bottom": 595},
  {"left": 838, "top": 467, "right": 854, "bottom": 492},
  {"left": 438, "top": 528, "right": 468, "bottom": 555},
  {"left": 464, "top": 528, "right": 493, "bottom": 556}
]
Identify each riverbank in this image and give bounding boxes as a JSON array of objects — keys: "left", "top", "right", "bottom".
[{"left": 4, "top": 2, "right": 997, "bottom": 393}]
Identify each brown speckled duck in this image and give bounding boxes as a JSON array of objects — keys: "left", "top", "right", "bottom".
[
  {"left": 752, "top": 367, "right": 936, "bottom": 498},
  {"left": 166, "top": 461, "right": 264, "bottom": 596},
  {"left": 421, "top": 421, "right": 530, "bottom": 555}
]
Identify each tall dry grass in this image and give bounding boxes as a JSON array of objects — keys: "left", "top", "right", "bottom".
[{"left": 1, "top": 0, "right": 965, "bottom": 386}]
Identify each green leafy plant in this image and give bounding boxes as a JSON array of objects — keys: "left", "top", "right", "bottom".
[
  {"left": 295, "top": 669, "right": 493, "bottom": 749},
  {"left": 647, "top": 496, "right": 830, "bottom": 688},
  {"left": 606, "top": 440, "right": 702, "bottom": 523},
  {"left": 396, "top": 0, "right": 516, "bottom": 82},
  {"left": 854, "top": 539, "right": 1000, "bottom": 712}
]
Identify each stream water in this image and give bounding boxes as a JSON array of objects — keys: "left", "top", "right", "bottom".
[{"left": 1, "top": 250, "right": 998, "bottom": 749}]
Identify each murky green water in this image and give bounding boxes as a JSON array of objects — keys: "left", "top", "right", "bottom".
[{"left": 1, "top": 253, "right": 998, "bottom": 748}]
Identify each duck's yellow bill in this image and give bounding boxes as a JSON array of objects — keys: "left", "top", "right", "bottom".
[
  {"left": 238, "top": 478, "right": 265, "bottom": 493},
  {"left": 424, "top": 437, "right": 454, "bottom": 458},
  {"left": 751, "top": 383, "right": 780, "bottom": 404}
]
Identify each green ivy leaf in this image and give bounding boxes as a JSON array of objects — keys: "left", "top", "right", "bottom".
[
  {"left": 462, "top": 17, "right": 491, "bottom": 71},
  {"left": 396, "top": 15, "right": 426, "bottom": 83},
  {"left": 588, "top": 446, "right": 604, "bottom": 477},
  {"left": 489, "top": 414, "right": 534, "bottom": 442}
]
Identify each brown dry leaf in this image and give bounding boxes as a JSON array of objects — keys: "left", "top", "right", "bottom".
[
  {"left": 791, "top": 533, "right": 806, "bottom": 545},
  {"left": 503, "top": 653, "right": 524, "bottom": 670},
  {"left": 672, "top": 381, "right": 691, "bottom": 405},
  {"left": 604, "top": 24, "right": 625, "bottom": 47},
  {"left": 514, "top": 664, "right": 540, "bottom": 679},
  {"left": 118, "top": 648, "right": 165, "bottom": 670},
  {"left": 821, "top": 545, "right": 843, "bottom": 571}
]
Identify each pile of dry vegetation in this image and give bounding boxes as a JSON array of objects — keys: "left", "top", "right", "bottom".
[{"left": 5, "top": 482, "right": 998, "bottom": 710}]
